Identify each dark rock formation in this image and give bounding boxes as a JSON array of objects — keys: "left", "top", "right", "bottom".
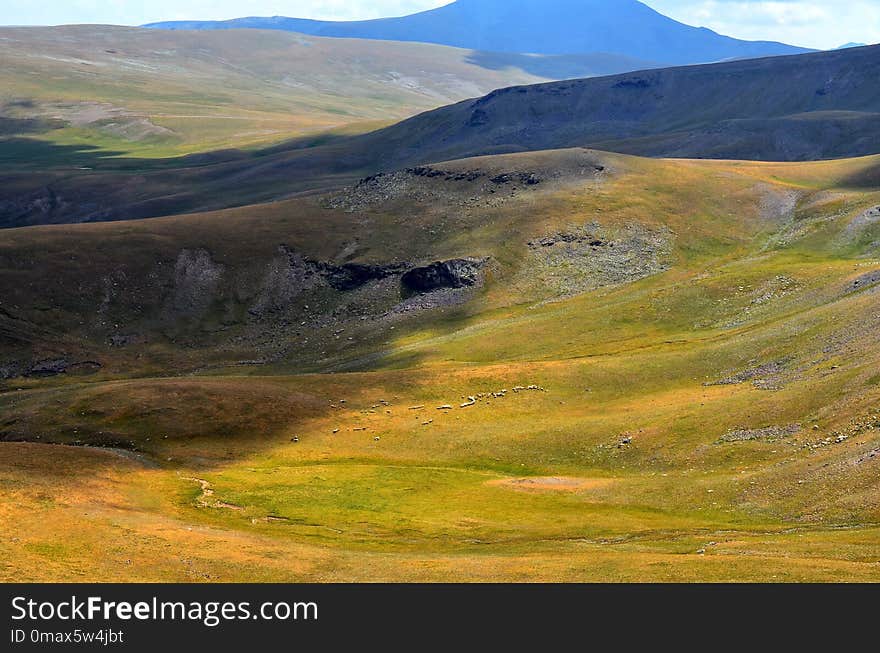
[
  {"left": 528, "top": 231, "right": 606, "bottom": 248},
  {"left": 9, "top": 358, "right": 103, "bottom": 379},
  {"left": 490, "top": 172, "right": 541, "bottom": 185},
  {"left": 407, "top": 166, "right": 484, "bottom": 182},
  {"left": 401, "top": 258, "right": 485, "bottom": 294},
  {"left": 0, "top": 362, "right": 23, "bottom": 380},
  {"left": 320, "top": 262, "right": 410, "bottom": 291},
  {"left": 26, "top": 358, "right": 69, "bottom": 377},
  {"left": 848, "top": 269, "right": 880, "bottom": 293}
]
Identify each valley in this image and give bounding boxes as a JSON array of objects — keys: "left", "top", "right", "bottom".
[
  {"left": 1, "top": 5, "right": 878, "bottom": 583},
  {"left": 2, "top": 148, "right": 880, "bottom": 581},
  {"left": 3, "top": 43, "right": 878, "bottom": 229}
]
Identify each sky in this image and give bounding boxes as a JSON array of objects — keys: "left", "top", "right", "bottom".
[{"left": 0, "top": 0, "right": 877, "bottom": 50}]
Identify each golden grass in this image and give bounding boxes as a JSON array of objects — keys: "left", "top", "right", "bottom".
[{"left": 2, "top": 151, "right": 880, "bottom": 581}]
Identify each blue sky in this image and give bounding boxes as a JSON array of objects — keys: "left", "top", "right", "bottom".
[{"left": 0, "top": 1, "right": 876, "bottom": 50}]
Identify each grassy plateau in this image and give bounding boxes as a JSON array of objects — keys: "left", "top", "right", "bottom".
[{"left": 0, "top": 25, "right": 641, "bottom": 161}]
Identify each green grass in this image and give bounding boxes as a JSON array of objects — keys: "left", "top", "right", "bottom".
[
  {"left": 0, "top": 25, "right": 585, "bottom": 161},
  {"left": 1, "top": 150, "right": 880, "bottom": 581}
]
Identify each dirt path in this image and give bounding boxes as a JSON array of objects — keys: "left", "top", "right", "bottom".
[{"left": 182, "top": 476, "right": 243, "bottom": 511}]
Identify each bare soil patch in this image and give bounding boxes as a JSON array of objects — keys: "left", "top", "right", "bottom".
[{"left": 487, "top": 476, "right": 615, "bottom": 492}]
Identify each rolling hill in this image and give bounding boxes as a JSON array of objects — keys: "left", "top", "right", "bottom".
[
  {"left": 354, "top": 44, "right": 880, "bottom": 164},
  {"left": 145, "top": 0, "right": 811, "bottom": 65},
  {"left": 4, "top": 0, "right": 880, "bottom": 588},
  {"left": 0, "top": 25, "right": 649, "bottom": 160},
  {"left": 2, "top": 45, "right": 878, "bottom": 229},
  {"left": 2, "top": 148, "right": 880, "bottom": 581}
]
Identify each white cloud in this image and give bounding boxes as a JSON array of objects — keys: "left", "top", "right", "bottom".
[
  {"left": 646, "top": 0, "right": 880, "bottom": 49},
  {"left": 0, "top": 1, "right": 451, "bottom": 26}
]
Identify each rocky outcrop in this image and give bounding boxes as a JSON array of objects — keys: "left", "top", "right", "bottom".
[
  {"left": 528, "top": 232, "right": 606, "bottom": 248},
  {"left": 251, "top": 245, "right": 411, "bottom": 316},
  {"left": 168, "top": 248, "right": 224, "bottom": 317},
  {"left": 401, "top": 258, "right": 486, "bottom": 294},
  {"left": 163, "top": 243, "right": 481, "bottom": 332},
  {"left": 323, "top": 161, "right": 559, "bottom": 214},
  {"left": 26, "top": 358, "right": 70, "bottom": 377},
  {"left": 320, "top": 261, "right": 410, "bottom": 291},
  {"left": 0, "top": 358, "right": 103, "bottom": 379},
  {"left": 490, "top": 172, "right": 541, "bottom": 186},
  {"left": 705, "top": 359, "right": 790, "bottom": 389},
  {"left": 717, "top": 424, "right": 801, "bottom": 443},
  {"left": 0, "top": 362, "right": 24, "bottom": 379},
  {"left": 848, "top": 269, "right": 880, "bottom": 294},
  {"left": 845, "top": 205, "right": 880, "bottom": 237},
  {"left": 250, "top": 247, "right": 323, "bottom": 316},
  {"left": 521, "top": 222, "right": 672, "bottom": 298}
]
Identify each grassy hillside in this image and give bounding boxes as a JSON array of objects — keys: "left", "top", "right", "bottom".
[
  {"left": 3, "top": 44, "right": 878, "bottom": 229},
  {"left": 1, "top": 149, "right": 879, "bottom": 581},
  {"left": 351, "top": 44, "right": 880, "bottom": 165},
  {"left": 0, "top": 25, "right": 638, "bottom": 160}
]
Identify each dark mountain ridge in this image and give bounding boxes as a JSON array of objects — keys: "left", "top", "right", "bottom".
[
  {"left": 3, "top": 45, "right": 879, "bottom": 229},
  {"left": 358, "top": 43, "right": 880, "bottom": 164}
]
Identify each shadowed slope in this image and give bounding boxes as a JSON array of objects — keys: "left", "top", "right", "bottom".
[
  {"left": 353, "top": 44, "right": 880, "bottom": 165},
  {"left": 3, "top": 45, "right": 879, "bottom": 229}
]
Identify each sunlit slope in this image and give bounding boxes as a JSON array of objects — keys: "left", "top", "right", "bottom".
[
  {"left": 0, "top": 25, "right": 613, "bottom": 159},
  {"left": 1, "top": 150, "right": 879, "bottom": 581}
]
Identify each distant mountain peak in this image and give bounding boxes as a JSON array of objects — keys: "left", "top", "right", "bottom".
[{"left": 144, "top": 0, "right": 811, "bottom": 66}]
